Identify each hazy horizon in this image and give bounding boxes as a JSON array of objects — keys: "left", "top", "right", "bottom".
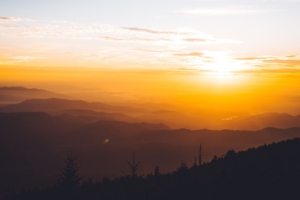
[{"left": 1, "top": 0, "right": 300, "bottom": 117}]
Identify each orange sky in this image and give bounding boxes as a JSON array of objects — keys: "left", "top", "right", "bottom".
[
  {"left": 1, "top": 0, "right": 300, "bottom": 115},
  {"left": 1, "top": 65, "right": 300, "bottom": 116}
]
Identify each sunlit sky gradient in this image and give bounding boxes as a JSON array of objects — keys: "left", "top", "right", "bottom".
[{"left": 1, "top": 0, "right": 300, "bottom": 114}]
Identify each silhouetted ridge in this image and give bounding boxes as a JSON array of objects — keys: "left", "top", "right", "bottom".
[
  {"left": 0, "top": 112, "right": 56, "bottom": 130},
  {"left": 2, "top": 111, "right": 300, "bottom": 199},
  {"left": 0, "top": 112, "right": 84, "bottom": 140},
  {"left": 62, "top": 109, "right": 138, "bottom": 122},
  {"left": 83, "top": 120, "right": 168, "bottom": 131},
  {"left": 152, "top": 110, "right": 179, "bottom": 114},
  {"left": 0, "top": 87, "right": 68, "bottom": 105},
  {"left": 0, "top": 98, "right": 146, "bottom": 113},
  {"left": 5, "top": 138, "right": 300, "bottom": 200},
  {"left": 74, "top": 120, "right": 169, "bottom": 140},
  {"left": 220, "top": 112, "right": 300, "bottom": 130},
  {"left": 0, "top": 87, "right": 47, "bottom": 92}
]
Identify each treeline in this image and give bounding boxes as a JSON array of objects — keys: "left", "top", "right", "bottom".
[{"left": 4, "top": 138, "right": 300, "bottom": 200}]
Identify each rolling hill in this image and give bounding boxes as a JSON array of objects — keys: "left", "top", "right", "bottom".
[
  {"left": 61, "top": 109, "right": 139, "bottom": 123},
  {"left": 0, "top": 87, "right": 68, "bottom": 104},
  {"left": 0, "top": 98, "right": 147, "bottom": 115},
  {"left": 1, "top": 111, "right": 300, "bottom": 197},
  {"left": 217, "top": 112, "right": 300, "bottom": 130}
]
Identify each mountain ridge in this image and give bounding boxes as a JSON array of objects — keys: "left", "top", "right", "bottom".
[
  {"left": 0, "top": 86, "right": 68, "bottom": 105},
  {"left": 0, "top": 98, "right": 147, "bottom": 114}
]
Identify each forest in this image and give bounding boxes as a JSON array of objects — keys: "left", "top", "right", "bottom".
[{"left": 4, "top": 137, "right": 300, "bottom": 200}]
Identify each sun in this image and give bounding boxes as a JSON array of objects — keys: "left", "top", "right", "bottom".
[
  {"left": 201, "top": 59, "right": 248, "bottom": 84},
  {"left": 204, "top": 59, "right": 242, "bottom": 73}
]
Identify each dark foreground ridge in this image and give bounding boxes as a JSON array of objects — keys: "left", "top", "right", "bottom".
[{"left": 5, "top": 137, "right": 300, "bottom": 200}]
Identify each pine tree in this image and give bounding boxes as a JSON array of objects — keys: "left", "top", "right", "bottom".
[
  {"left": 177, "top": 161, "right": 188, "bottom": 173},
  {"left": 57, "top": 152, "right": 82, "bottom": 190},
  {"left": 154, "top": 165, "right": 160, "bottom": 176}
]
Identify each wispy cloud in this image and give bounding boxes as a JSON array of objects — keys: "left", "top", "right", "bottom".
[
  {"left": 0, "top": 17, "right": 244, "bottom": 70},
  {"left": 10, "top": 56, "right": 33, "bottom": 61},
  {"left": 0, "top": 17, "right": 22, "bottom": 22},
  {"left": 180, "top": 6, "right": 275, "bottom": 16},
  {"left": 173, "top": 52, "right": 204, "bottom": 57},
  {"left": 183, "top": 38, "right": 214, "bottom": 42},
  {"left": 234, "top": 55, "right": 300, "bottom": 73},
  {"left": 0, "top": 54, "right": 45, "bottom": 65},
  {"left": 0, "top": 18, "right": 240, "bottom": 45},
  {"left": 98, "top": 36, "right": 171, "bottom": 42},
  {"left": 121, "top": 27, "right": 191, "bottom": 36}
]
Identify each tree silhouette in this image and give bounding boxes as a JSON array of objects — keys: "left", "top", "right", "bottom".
[
  {"left": 154, "top": 165, "right": 160, "bottom": 176},
  {"left": 211, "top": 155, "right": 218, "bottom": 162},
  {"left": 177, "top": 161, "right": 188, "bottom": 173},
  {"left": 57, "top": 152, "right": 82, "bottom": 190},
  {"left": 122, "top": 152, "right": 142, "bottom": 178},
  {"left": 225, "top": 149, "right": 236, "bottom": 158}
]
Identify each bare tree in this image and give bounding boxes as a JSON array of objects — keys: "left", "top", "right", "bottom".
[{"left": 122, "top": 152, "right": 142, "bottom": 178}]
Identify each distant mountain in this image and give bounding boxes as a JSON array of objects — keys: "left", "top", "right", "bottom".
[
  {"left": 0, "top": 87, "right": 41, "bottom": 91},
  {"left": 0, "top": 98, "right": 147, "bottom": 114},
  {"left": 134, "top": 127, "right": 300, "bottom": 160},
  {"left": 73, "top": 120, "right": 169, "bottom": 141},
  {"left": 112, "top": 102, "right": 178, "bottom": 112},
  {"left": 1, "top": 111, "right": 300, "bottom": 197},
  {"left": 139, "top": 109, "right": 209, "bottom": 129},
  {"left": 219, "top": 112, "right": 300, "bottom": 130},
  {"left": 0, "top": 112, "right": 168, "bottom": 196},
  {"left": 0, "top": 86, "right": 68, "bottom": 104},
  {"left": 58, "top": 113, "right": 112, "bottom": 124},
  {"left": 62, "top": 109, "right": 139, "bottom": 123}
]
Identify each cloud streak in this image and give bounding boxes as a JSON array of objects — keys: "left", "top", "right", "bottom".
[
  {"left": 0, "top": 17, "right": 261, "bottom": 72},
  {"left": 98, "top": 36, "right": 171, "bottom": 42},
  {"left": 233, "top": 55, "right": 300, "bottom": 73},
  {"left": 173, "top": 52, "right": 204, "bottom": 57},
  {"left": 0, "top": 18, "right": 240, "bottom": 45},
  {"left": 180, "top": 6, "right": 275, "bottom": 16},
  {"left": 0, "top": 17, "right": 22, "bottom": 22},
  {"left": 121, "top": 27, "right": 191, "bottom": 36}
]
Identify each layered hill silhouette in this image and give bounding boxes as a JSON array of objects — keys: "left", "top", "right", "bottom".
[
  {"left": 1, "top": 111, "right": 300, "bottom": 197},
  {"left": 2, "top": 87, "right": 300, "bottom": 199},
  {"left": 138, "top": 110, "right": 209, "bottom": 129},
  {"left": 217, "top": 112, "right": 300, "bottom": 130},
  {"left": 0, "top": 112, "right": 168, "bottom": 196},
  {"left": 61, "top": 109, "right": 139, "bottom": 123},
  {"left": 2, "top": 97, "right": 300, "bottom": 130},
  {"left": 0, "top": 98, "right": 146, "bottom": 114},
  {"left": 139, "top": 111, "right": 300, "bottom": 130},
  {"left": 0, "top": 87, "right": 68, "bottom": 105}
]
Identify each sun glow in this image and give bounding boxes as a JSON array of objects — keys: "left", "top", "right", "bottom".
[
  {"left": 203, "top": 58, "right": 245, "bottom": 73},
  {"left": 201, "top": 58, "right": 249, "bottom": 84}
]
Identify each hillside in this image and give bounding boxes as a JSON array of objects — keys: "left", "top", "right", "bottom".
[
  {"left": 217, "top": 112, "right": 300, "bottom": 130},
  {"left": 1, "top": 111, "right": 300, "bottom": 197},
  {"left": 5, "top": 138, "right": 300, "bottom": 200},
  {"left": 2, "top": 97, "right": 300, "bottom": 130},
  {"left": 0, "top": 98, "right": 146, "bottom": 114},
  {"left": 0, "top": 112, "right": 168, "bottom": 196},
  {"left": 0, "top": 87, "right": 68, "bottom": 104},
  {"left": 61, "top": 109, "right": 139, "bottom": 123}
]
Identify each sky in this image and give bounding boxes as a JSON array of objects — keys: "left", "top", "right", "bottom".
[{"left": 1, "top": 0, "right": 300, "bottom": 113}]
